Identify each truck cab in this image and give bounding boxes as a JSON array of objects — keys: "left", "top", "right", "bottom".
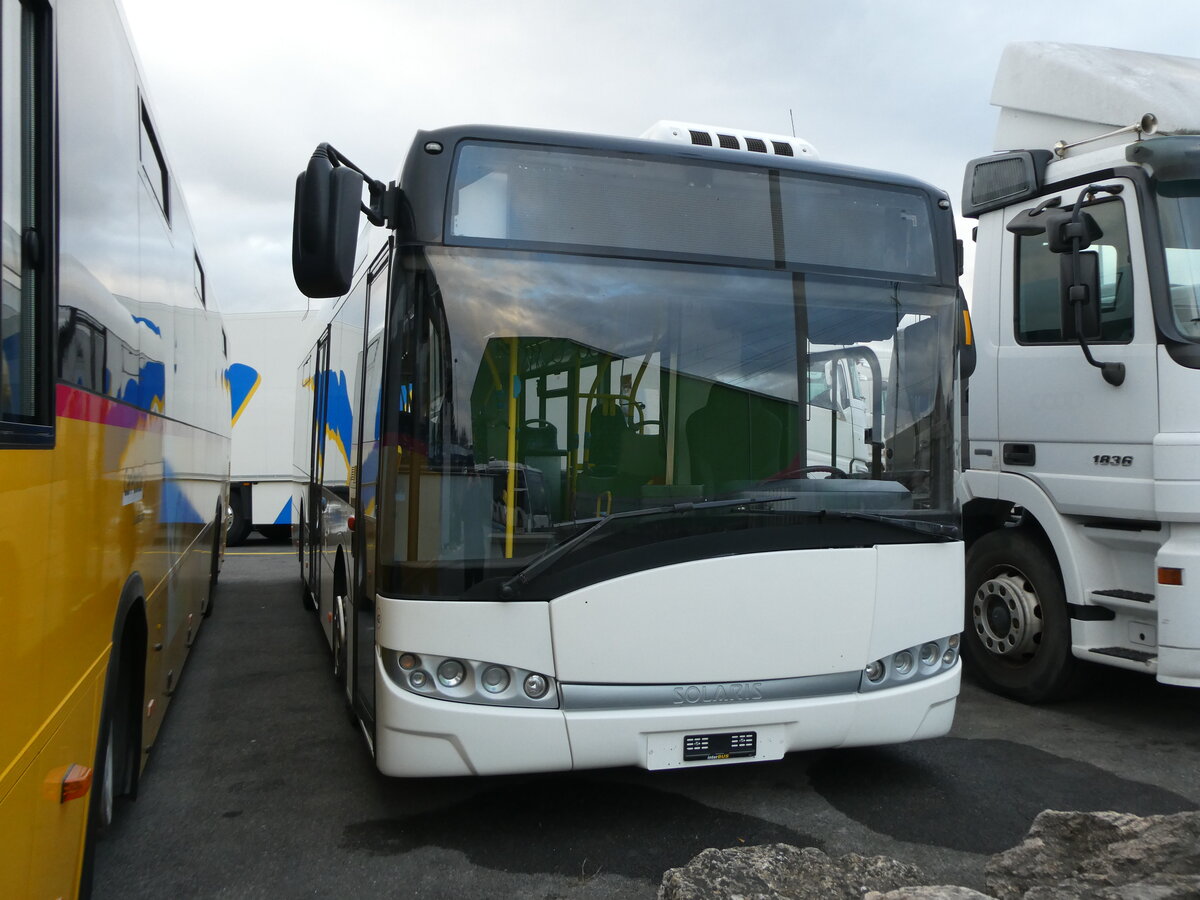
[{"left": 961, "top": 42, "right": 1200, "bottom": 701}]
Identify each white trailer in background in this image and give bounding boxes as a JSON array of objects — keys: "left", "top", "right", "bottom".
[
  {"left": 226, "top": 310, "right": 318, "bottom": 544},
  {"left": 960, "top": 43, "right": 1200, "bottom": 701}
]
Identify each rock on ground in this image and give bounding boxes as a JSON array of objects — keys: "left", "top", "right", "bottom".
[
  {"left": 1024, "top": 873, "right": 1200, "bottom": 899},
  {"left": 868, "top": 892, "right": 998, "bottom": 897},
  {"left": 985, "top": 810, "right": 1200, "bottom": 900},
  {"left": 657, "top": 843, "right": 927, "bottom": 900},
  {"left": 865, "top": 888, "right": 996, "bottom": 900},
  {"left": 659, "top": 810, "right": 1200, "bottom": 900}
]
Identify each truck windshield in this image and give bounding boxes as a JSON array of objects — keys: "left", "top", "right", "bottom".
[
  {"left": 376, "top": 246, "right": 958, "bottom": 599},
  {"left": 1156, "top": 179, "right": 1200, "bottom": 342}
]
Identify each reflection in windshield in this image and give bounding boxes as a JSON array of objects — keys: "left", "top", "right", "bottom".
[{"left": 378, "top": 247, "right": 957, "bottom": 597}]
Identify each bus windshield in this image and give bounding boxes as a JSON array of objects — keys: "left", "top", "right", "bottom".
[{"left": 376, "top": 246, "right": 958, "bottom": 599}]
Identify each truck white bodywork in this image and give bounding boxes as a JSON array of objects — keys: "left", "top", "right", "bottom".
[
  {"left": 961, "top": 42, "right": 1200, "bottom": 700},
  {"left": 226, "top": 310, "right": 320, "bottom": 543}
]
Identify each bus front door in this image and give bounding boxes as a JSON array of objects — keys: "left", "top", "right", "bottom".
[{"left": 306, "top": 329, "right": 331, "bottom": 602}]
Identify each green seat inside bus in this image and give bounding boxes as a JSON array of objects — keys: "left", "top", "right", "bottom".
[
  {"left": 575, "top": 403, "right": 668, "bottom": 517},
  {"left": 687, "top": 385, "right": 786, "bottom": 496}
]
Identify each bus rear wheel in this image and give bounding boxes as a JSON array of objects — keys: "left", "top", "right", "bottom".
[{"left": 964, "top": 529, "right": 1084, "bottom": 703}]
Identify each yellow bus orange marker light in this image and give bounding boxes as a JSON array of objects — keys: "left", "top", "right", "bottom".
[{"left": 59, "top": 764, "right": 93, "bottom": 803}]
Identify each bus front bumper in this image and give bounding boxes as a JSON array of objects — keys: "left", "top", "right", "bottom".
[{"left": 373, "top": 662, "right": 959, "bottom": 778}]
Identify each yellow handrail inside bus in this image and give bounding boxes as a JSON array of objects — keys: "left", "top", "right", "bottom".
[{"left": 505, "top": 337, "right": 519, "bottom": 558}]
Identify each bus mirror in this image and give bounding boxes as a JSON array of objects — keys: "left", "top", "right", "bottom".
[
  {"left": 957, "top": 292, "right": 976, "bottom": 380},
  {"left": 1060, "top": 250, "right": 1102, "bottom": 341},
  {"left": 292, "top": 148, "right": 363, "bottom": 298}
]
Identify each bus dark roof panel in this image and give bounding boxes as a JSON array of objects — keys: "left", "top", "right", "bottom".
[
  {"left": 397, "top": 123, "right": 957, "bottom": 283},
  {"left": 405, "top": 123, "right": 944, "bottom": 193}
]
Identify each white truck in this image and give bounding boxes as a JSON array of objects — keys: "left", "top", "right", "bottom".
[
  {"left": 226, "top": 310, "right": 318, "bottom": 544},
  {"left": 960, "top": 42, "right": 1200, "bottom": 701}
]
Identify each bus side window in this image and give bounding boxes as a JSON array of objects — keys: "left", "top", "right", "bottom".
[{"left": 2, "top": 0, "right": 52, "bottom": 435}]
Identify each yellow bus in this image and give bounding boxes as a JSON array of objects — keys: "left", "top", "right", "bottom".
[{"left": 0, "top": 0, "right": 230, "bottom": 895}]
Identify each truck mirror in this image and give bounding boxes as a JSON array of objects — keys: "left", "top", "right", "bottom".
[
  {"left": 292, "top": 148, "right": 363, "bottom": 298},
  {"left": 833, "top": 365, "right": 850, "bottom": 411},
  {"left": 1006, "top": 208, "right": 1049, "bottom": 236},
  {"left": 1045, "top": 208, "right": 1103, "bottom": 253},
  {"left": 1060, "top": 250, "right": 1102, "bottom": 341},
  {"left": 1004, "top": 195, "right": 1063, "bottom": 236}
]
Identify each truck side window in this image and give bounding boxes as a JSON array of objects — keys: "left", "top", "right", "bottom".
[{"left": 1015, "top": 198, "right": 1134, "bottom": 344}]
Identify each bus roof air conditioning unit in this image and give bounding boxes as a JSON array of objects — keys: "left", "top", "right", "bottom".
[{"left": 641, "top": 120, "right": 819, "bottom": 160}]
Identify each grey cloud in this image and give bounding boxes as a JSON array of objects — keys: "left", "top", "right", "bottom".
[{"left": 119, "top": 0, "right": 1200, "bottom": 311}]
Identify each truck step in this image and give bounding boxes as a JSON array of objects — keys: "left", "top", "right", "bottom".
[
  {"left": 1088, "top": 646, "right": 1156, "bottom": 664},
  {"left": 1092, "top": 589, "right": 1154, "bottom": 603}
]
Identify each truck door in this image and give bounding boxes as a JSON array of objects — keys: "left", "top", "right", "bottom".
[{"left": 996, "top": 179, "right": 1159, "bottom": 518}]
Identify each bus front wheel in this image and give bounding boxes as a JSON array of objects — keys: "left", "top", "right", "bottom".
[
  {"left": 203, "top": 506, "right": 221, "bottom": 618},
  {"left": 332, "top": 594, "right": 347, "bottom": 686},
  {"left": 227, "top": 490, "right": 251, "bottom": 546}
]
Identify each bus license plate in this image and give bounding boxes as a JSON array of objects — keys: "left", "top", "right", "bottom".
[{"left": 683, "top": 731, "right": 757, "bottom": 762}]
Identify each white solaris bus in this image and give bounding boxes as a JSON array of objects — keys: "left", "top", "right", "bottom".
[{"left": 291, "top": 122, "right": 969, "bottom": 777}]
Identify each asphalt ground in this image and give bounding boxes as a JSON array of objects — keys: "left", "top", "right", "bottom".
[{"left": 93, "top": 536, "right": 1200, "bottom": 898}]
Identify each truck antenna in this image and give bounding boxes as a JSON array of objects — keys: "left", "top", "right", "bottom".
[{"left": 789, "top": 108, "right": 796, "bottom": 138}]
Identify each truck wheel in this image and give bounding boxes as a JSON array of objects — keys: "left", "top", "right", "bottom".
[
  {"left": 227, "top": 491, "right": 251, "bottom": 546},
  {"left": 964, "top": 529, "right": 1085, "bottom": 703}
]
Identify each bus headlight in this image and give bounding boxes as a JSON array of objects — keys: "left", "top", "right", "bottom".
[
  {"left": 523, "top": 673, "right": 550, "bottom": 699},
  {"left": 481, "top": 666, "right": 510, "bottom": 694},
  {"left": 437, "top": 659, "right": 466, "bottom": 688},
  {"left": 860, "top": 635, "right": 960, "bottom": 692},
  {"left": 383, "top": 649, "right": 558, "bottom": 708}
]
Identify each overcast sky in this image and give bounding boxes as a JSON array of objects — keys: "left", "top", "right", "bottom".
[{"left": 118, "top": 0, "right": 1200, "bottom": 313}]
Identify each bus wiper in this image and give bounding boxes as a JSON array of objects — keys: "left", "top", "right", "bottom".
[
  {"left": 498, "top": 495, "right": 798, "bottom": 598},
  {"left": 819, "top": 509, "right": 959, "bottom": 539}
]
